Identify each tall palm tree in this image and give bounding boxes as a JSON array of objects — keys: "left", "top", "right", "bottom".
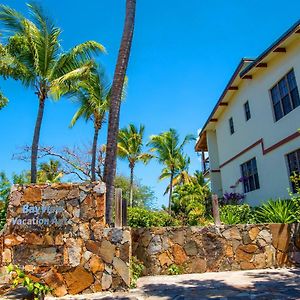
[
  {"left": 148, "top": 129, "right": 194, "bottom": 212},
  {"left": 117, "top": 124, "right": 152, "bottom": 207},
  {"left": 68, "top": 68, "right": 110, "bottom": 181},
  {"left": 0, "top": 3, "right": 105, "bottom": 183},
  {"left": 104, "top": 0, "right": 136, "bottom": 224}
]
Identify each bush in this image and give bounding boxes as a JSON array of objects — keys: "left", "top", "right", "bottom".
[
  {"left": 220, "top": 204, "right": 252, "bottom": 225},
  {"left": 254, "top": 198, "right": 297, "bottom": 224},
  {"left": 128, "top": 207, "right": 179, "bottom": 227},
  {"left": 130, "top": 257, "right": 144, "bottom": 288},
  {"left": 167, "top": 264, "right": 183, "bottom": 275}
]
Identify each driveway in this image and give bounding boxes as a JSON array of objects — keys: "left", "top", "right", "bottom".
[{"left": 46, "top": 268, "right": 300, "bottom": 299}]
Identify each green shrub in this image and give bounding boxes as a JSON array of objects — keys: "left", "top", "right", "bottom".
[
  {"left": 130, "top": 257, "right": 144, "bottom": 288},
  {"left": 167, "top": 264, "right": 183, "bottom": 275},
  {"left": 128, "top": 207, "right": 179, "bottom": 227},
  {"left": 6, "top": 264, "right": 51, "bottom": 300},
  {"left": 254, "top": 198, "right": 297, "bottom": 224},
  {"left": 220, "top": 204, "right": 252, "bottom": 225}
]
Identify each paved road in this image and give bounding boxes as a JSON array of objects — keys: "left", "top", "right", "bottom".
[{"left": 46, "top": 268, "right": 300, "bottom": 300}]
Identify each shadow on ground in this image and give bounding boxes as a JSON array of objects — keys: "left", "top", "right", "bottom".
[{"left": 100, "top": 269, "right": 300, "bottom": 300}]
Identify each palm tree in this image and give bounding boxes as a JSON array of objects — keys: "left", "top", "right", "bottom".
[
  {"left": 38, "top": 159, "right": 63, "bottom": 183},
  {"left": 162, "top": 153, "right": 193, "bottom": 195},
  {"left": 104, "top": 0, "right": 136, "bottom": 224},
  {"left": 68, "top": 68, "right": 110, "bottom": 181},
  {"left": 148, "top": 129, "right": 194, "bottom": 212},
  {"left": 117, "top": 124, "right": 152, "bottom": 207},
  {"left": 0, "top": 3, "right": 105, "bottom": 183}
]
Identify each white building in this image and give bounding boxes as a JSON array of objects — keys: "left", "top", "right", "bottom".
[{"left": 195, "top": 21, "right": 300, "bottom": 206}]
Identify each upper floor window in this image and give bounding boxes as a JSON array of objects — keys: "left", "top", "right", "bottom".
[
  {"left": 241, "top": 157, "right": 260, "bottom": 193},
  {"left": 244, "top": 101, "right": 251, "bottom": 121},
  {"left": 229, "top": 117, "right": 234, "bottom": 135},
  {"left": 270, "top": 69, "right": 300, "bottom": 121},
  {"left": 287, "top": 149, "right": 300, "bottom": 193}
]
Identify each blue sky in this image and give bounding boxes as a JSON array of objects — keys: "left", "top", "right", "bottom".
[{"left": 0, "top": 0, "right": 299, "bottom": 207}]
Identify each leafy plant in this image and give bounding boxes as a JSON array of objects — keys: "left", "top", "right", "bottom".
[
  {"left": 128, "top": 207, "right": 179, "bottom": 227},
  {"left": 6, "top": 264, "right": 51, "bottom": 300},
  {"left": 130, "top": 256, "right": 144, "bottom": 288},
  {"left": 0, "top": 89, "right": 8, "bottom": 110},
  {"left": 0, "top": 172, "right": 10, "bottom": 230},
  {"left": 171, "top": 180, "right": 211, "bottom": 226},
  {"left": 222, "top": 192, "right": 245, "bottom": 205},
  {"left": 167, "top": 264, "right": 182, "bottom": 275},
  {"left": 220, "top": 204, "right": 252, "bottom": 225},
  {"left": 254, "top": 198, "right": 297, "bottom": 224}
]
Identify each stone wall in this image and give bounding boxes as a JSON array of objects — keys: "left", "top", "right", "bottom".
[
  {"left": 132, "top": 224, "right": 300, "bottom": 276},
  {"left": 0, "top": 183, "right": 131, "bottom": 296}
]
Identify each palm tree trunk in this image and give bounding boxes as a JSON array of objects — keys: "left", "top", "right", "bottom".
[
  {"left": 168, "top": 172, "right": 174, "bottom": 214},
  {"left": 129, "top": 164, "right": 134, "bottom": 207},
  {"left": 91, "top": 125, "right": 100, "bottom": 182},
  {"left": 31, "top": 95, "right": 46, "bottom": 183},
  {"left": 104, "top": 0, "right": 136, "bottom": 225}
]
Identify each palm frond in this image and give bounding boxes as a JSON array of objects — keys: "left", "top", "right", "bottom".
[
  {"left": 68, "top": 41, "right": 106, "bottom": 60},
  {"left": 0, "top": 4, "right": 25, "bottom": 34}
]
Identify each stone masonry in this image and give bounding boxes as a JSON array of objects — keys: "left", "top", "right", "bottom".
[
  {"left": 0, "top": 183, "right": 131, "bottom": 296},
  {"left": 1, "top": 183, "right": 300, "bottom": 297},
  {"left": 132, "top": 224, "right": 300, "bottom": 276}
]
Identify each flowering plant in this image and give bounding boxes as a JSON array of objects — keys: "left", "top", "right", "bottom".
[
  {"left": 222, "top": 177, "right": 246, "bottom": 205},
  {"left": 223, "top": 191, "right": 245, "bottom": 205}
]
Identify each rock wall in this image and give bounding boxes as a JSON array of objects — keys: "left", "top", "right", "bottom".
[
  {"left": 0, "top": 183, "right": 131, "bottom": 296},
  {"left": 132, "top": 224, "right": 300, "bottom": 276}
]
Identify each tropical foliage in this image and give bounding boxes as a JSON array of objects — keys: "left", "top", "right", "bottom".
[
  {"left": 0, "top": 90, "right": 8, "bottom": 109},
  {"left": 68, "top": 67, "right": 110, "bottom": 181},
  {"left": 171, "top": 178, "right": 211, "bottom": 225},
  {"left": 114, "top": 175, "right": 156, "bottom": 209},
  {"left": 253, "top": 198, "right": 298, "bottom": 224},
  {"left": 0, "top": 172, "right": 10, "bottom": 230},
  {"left": 148, "top": 129, "right": 194, "bottom": 212},
  {"left": 0, "top": 3, "right": 105, "bottom": 183},
  {"left": 127, "top": 207, "right": 178, "bottom": 228},
  {"left": 118, "top": 124, "right": 152, "bottom": 206},
  {"left": 6, "top": 264, "right": 51, "bottom": 300},
  {"left": 220, "top": 204, "right": 252, "bottom": 225}
]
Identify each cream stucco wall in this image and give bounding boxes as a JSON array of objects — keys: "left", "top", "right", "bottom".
[{"left": 211, "top": 38, "right": 300, "bottom": 205}]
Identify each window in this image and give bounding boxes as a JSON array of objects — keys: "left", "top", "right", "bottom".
[
  {"left": 270, "top": 69, "right": 300, "bottom": 121},
  {"left": 244, "top": 101, "right": 251, "bottom": 121},
  {"left": 287, "top": 149, "right": 300, "bottom": 193},
  {"left": 229, "top": 117, "right": 234, "bottom": 134},
  {"left": 241, "top": 158, "right": 260, "bottom": 193}
]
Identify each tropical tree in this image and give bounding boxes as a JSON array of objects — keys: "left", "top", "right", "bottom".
[
  {"left": 0, "top": 90, "right": 8, "bottom": 110},
  {"left": 38, "top": 159, "right": 63, "bottom": 183},
  {"left": 148, "top": 129, "right": 194, "bottom": 212},
  {"left": 114, "top": 174, "right": 156, "bottom": 209},
  {"left": 0, "top": 3, "right": 105, "bottom": 183},
  {"left": 162, "top": 153, "right": 192, "bottom": 195},
  {"left": 104, "top": 0, "right": 136, "bottom": 224},
  {"left": 68, "top": 68, "right": 110, "bottom": 181},
  {"left": 117, "top": 124, "right": 152, "bottom": 206}
]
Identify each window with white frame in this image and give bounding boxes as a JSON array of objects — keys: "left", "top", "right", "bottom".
[
  {"left": 270, "top": 69, "right": 300, "bottom": 121},
  {"left": 240, "top": 157, "right": 260, "bottom": 193}
]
